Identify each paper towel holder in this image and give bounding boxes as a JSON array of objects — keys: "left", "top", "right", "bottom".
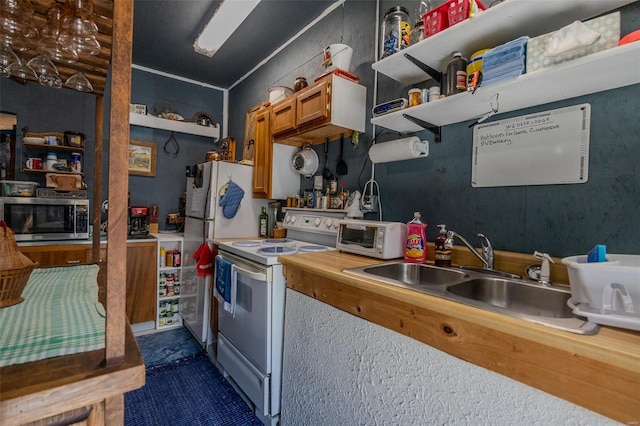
[
  {"left": 368, "top": 137, "right": 429, "bottom": 164},
  {"left": 402, "top": 114, "right": 441, "bottom": 143}
]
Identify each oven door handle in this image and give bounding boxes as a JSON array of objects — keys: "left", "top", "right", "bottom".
[{"left": 231, "top": 264, "right": 267, "bottom": 282}]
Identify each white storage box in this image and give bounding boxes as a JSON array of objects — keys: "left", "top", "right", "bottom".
[
  {"left": 562, "top": 254, "right": 640, "bottom": 330},
  {"left": 526, "top": 12, "right": 620, "bottom": 73}
]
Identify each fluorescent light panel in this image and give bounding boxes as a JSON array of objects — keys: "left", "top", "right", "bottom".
[{"left": 194, "top": 0, "right": 261, "bottom": 57}]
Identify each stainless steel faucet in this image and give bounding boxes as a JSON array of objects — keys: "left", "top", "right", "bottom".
[{"left": 447, "top": 231, "right": 494, "bottom": 269}]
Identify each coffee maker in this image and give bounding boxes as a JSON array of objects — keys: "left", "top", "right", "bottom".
[{"left": 128, "top": 206, "right": 150, "bottom": 236}]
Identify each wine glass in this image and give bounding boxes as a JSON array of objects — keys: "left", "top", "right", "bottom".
[{"left": 65, "top": 72, "right": 93, "bottom": 92}]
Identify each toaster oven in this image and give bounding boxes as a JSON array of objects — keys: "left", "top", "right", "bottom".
[{"left": 336, "top": 219, "right": 407, "bottom": 259}]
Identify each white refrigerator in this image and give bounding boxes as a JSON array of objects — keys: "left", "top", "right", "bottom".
[{"left": 180, "top": 161, "right": 267, "bottom": 346}]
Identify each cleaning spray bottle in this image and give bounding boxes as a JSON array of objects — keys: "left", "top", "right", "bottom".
[{"left": 404, "top": 212, "right": 427, "bottom": 263}]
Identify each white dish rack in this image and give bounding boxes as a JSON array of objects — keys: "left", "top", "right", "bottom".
[{"left": 562, "top": 254, "right": 640, "bottom": 331}]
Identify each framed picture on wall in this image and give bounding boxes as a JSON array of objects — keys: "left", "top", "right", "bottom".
[{"left": 128, "top": 139, "right": 156, "bottom": 176}]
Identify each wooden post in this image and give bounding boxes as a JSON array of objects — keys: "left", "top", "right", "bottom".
[{"left": 106, "top": 0, "right": 133, "bottom": 366}]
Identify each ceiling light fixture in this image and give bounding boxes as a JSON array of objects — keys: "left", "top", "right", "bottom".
[{"left": 193, "top": 0, "right": 261, "bottom": 57}]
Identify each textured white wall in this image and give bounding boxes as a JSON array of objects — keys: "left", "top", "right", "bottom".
[{"left": 281, "top": 290, "right": 618, "bottom": 425}]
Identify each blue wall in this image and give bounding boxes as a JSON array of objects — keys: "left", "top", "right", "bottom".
[
  {"left": 2, "top": 68, "right": 224, "bottom": 232},
  {"left": 0, "top": 77, "right": 97, "bottom": 200},
  {"left": 228, "top": 0, "right": 640, "bottom": 258},
  {"left": 102, "top": 68, "right": 224, "bottom": 229}
]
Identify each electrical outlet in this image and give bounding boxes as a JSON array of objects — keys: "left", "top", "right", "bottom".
[{"left": 361, "top": 195, "right": 379, "bottom": 213}]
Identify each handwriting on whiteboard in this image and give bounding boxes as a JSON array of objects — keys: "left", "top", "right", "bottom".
[{"left": 472, "top": 104, "right": 590, "bottom": 187}]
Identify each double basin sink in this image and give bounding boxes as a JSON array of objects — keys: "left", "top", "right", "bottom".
[{"left": 343, "top": 262, "right": 599, "bottom": 334}]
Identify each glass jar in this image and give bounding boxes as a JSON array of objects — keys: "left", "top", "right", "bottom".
[
  {"left": 294, "top": 77, "right": 308, "bottom": 92},
  {"left": 410, "top": 20, "right": 425, "bottom": 45},
  {"left": 380, "top": 6, "right": 411, "bottom": 59}
]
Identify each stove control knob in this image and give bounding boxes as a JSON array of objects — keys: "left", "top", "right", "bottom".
[
  {"left": 333, "top": 222, "right": 340, "bottom": 229},
  {"left": 325, "top": 219, "right": 333, "bottom": 228},
  {"left": 314, "top": 218, "right": 321, "bottom": 227}
]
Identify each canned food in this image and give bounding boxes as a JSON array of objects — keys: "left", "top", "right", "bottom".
[
  {"left": 166, "top": 250, "right": 174, "bottom": 267},
  {"left": 173, "top": 251, "right": 181, "bottom": 267},
  {"left": 159, "top": 285, "right": 166, "bottom": 297}
]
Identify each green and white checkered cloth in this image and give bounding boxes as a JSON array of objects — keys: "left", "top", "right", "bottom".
[{"left": 0, "top": 265, "right": 105, "bottom": 367}]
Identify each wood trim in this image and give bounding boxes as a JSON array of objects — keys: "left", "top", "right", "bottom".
[
  {"left": 105, "top": 0, "right": 133, "bottom": 365},
  {"left": 92, "top": 95, "right": 104, "bottom": 264},
  {"left": 0, "top": 326, "right": 144, "bottom": 425},
  {"left": 280, "top": 251, "right": 640, "bottom": 424}
]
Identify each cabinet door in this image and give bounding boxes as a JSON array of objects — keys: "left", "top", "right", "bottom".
[
  {"left": 252, "top": 108, "right": 272, "bottom": 199},
  {"left": 126, "top": 241, "right": 157, "bottom": 324},
  {"left": 297, "top": 79, "right": 330, "bottom": 127},
  {"left": 271, "top": 97, "right": 297, "bottom": 136},
  {"left": 20, "top": 244, "right": 88, "bottom": 267}
]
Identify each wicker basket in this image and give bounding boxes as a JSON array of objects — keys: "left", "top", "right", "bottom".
[{"left": 0, "top": 221, "right": 37, "bottom": 308}]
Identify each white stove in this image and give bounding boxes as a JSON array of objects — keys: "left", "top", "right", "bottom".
[
  {"left": 213, "top": 208, "right": 348, "bottom": 425},
  {"left": 217, "top": 208, "right": 348, "bottom": 266}
]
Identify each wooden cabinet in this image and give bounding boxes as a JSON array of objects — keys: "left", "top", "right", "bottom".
[
  {"left": 253, "top": 107, "right": 272, "bottom": 198},
  {"left": 20, "top": 244, "right": 90, "bottom": 267},
  {"left": 125, "top": 241, "right": 157, "bottom": 325},
  {"left": 271, "top": 96, "right": 297, "bottom": 136},
  {"left": 271, "top": 74, "right": 366, "bottom": 147}
]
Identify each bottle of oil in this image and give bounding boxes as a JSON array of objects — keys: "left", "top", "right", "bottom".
[{"left": 258, "top": 206, "right": 268, "bottom": 238}]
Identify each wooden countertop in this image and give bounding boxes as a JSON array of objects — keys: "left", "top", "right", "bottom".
[{"left": 280, "top": 250, "right": 640, "bottom": 424}]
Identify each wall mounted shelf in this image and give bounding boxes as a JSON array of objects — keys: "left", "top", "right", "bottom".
[
  {"left": 372, "top": 42, "right": 640, "bottom": 132},
  {"left": 372, "top": 0, "right": 636, "bottom": 85},
  {"left": 129, "top": 113, "right": 220, "bottom": 139}
]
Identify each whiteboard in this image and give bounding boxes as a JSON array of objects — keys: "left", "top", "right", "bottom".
[{"left": 472, "top": 104, "right": 590, "bottom": 187}]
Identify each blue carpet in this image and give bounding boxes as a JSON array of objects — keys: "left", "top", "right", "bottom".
[
  {"left": 135, "top": 327, "right": 203, "bottom": 368},
  {"left": 126, "top": 328, "right": 262, "bottom": 426}
]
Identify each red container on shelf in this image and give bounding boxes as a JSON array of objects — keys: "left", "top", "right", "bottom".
[
  {"left": 447, "top": 0, "right": 485, "bottom": 27},
  {"left": 421, "top": 2, "right": 449, "bottom": 38},
  {"left": 421, "top": 0, "right": 485, "bottom": 39}
]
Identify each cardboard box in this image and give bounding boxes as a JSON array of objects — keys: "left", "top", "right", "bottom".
[{"left": 526, "top": 12, "right": 620, "bottom": 73}]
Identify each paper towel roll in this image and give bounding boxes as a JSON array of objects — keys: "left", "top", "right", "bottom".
[{"left": 368, "top": 137, "right": 429, "bottom": 163}]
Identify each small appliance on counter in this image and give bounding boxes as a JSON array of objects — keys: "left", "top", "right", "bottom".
[
  {"left": 336, "top": 219, "right": 407, "bottom": 259},
  {"left": 128, "top": 206, "right": 150, "bottom": 237},
  {"left": 0, "top": 197, "right": 89, "bottom": 241}
]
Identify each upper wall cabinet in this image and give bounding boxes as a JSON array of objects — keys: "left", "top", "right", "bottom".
[
  {"left": 271, "top": 74, "right": 366, "bottom": 146},
  {"left": 130, "top": 113, "right": 220, "bottom": 139},
  {"left": 371, "top": 0, "right": 639, "bottom": 132}
]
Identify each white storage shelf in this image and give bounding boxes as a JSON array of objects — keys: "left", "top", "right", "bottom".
[
  {"left": 154, "top": 234, "right": 184, "bottom": 331},
  {"left": 371, "top": 0, "right": 639, "bottom": 132},
  {"left": 130, "top": 112, "right": 220, "bottom": 139}
]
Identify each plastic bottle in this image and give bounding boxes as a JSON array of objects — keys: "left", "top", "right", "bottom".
[
  {"left": 404, "top": 212, "right": 427, "bottom": 264},
  {"left": 446, "top": 52, "right": 467, "bottom": 96},
  {"left": 435, "top": 224, "right": 452, "bottom": 267},
  {"left": 259, "top": 206, "right": 268, "bottom": 238},
  {"left": 159, "top": 247, "right": 166, "bottom": 267}
]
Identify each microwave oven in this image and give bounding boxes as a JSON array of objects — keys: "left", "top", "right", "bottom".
[
  {"left": 336, "top": 219, "right": 407, "bottom": 259},
  {"left": 0, "top": 197, "right": 89, "bottom": 241}
]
